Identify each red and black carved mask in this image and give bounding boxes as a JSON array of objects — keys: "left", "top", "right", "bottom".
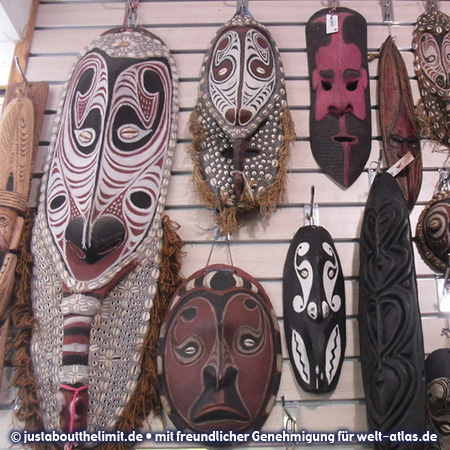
[
  {"left": 379, "top": 36, "right": 422, "bottom": 211},
  {"left": 416, "top": 189, "right": 450, "bottom": 273},
  {"left": 306, "top": 8, "right": 371, "bottom": 187},
  {"left": 283, "top": 225, "right": 346, "bottom": 393},
  {"left": 413, "top": 9, "right": 450, "bottom": 147},
  {"left": 158, "top": 264, "right": 281, "bottom": 435},
  {"left": 46, "top": 29, "right": 175, "bottom": 283}
]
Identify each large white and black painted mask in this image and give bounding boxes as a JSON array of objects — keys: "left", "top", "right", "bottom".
[{"left": 283, "top": 225, "right": 346, "bottom": 393}]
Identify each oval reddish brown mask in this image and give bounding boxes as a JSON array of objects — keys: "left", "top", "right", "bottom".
[{"left": 158, "top": 264, "right": 281, "bottom": 437}]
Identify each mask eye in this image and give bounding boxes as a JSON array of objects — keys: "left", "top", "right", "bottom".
[
  {"left": 321, "top": 80, "right": 332, "bottom": 91},
  {"left": 300, "top": 268, "right": 309, "bottom": 279},
  {"left": 389, "top": 135, "right": 404, "bottom": 148},
  {"left": 237, "top": 332, "right": 263, "bottom": 355},
  {"left": 327, "top": 267, "right": 336, "bottom": 279},
  {"left": 346, "top": 80, "right": 358, "bottom": 91}
]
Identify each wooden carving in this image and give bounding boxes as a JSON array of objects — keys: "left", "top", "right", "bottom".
[{"left": 359, "top": 172, "right": 426, "bottom": 447}]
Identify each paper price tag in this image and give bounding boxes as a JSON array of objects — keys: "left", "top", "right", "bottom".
[
  {"left": 326, "top": 14, "right": 339, "bottom": 34},
  {"left": 387, "top": 152, "right": 415, "bottom": 177}
]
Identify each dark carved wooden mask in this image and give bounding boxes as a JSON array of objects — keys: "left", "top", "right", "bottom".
[
  {"left": 359, "top": 172, "right": 426, "bottom": 445},
  {"left": 283, "top": 225, "right": 346, "bottom": 393}
]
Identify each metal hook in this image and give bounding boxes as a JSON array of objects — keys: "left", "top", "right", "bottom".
[
  {"left": 304, "top": 186, "right": 319, "bottom": 226},
  {"left": 14, "top": 56, "right": 28, "bottom": 84},
  {"left": 382, "top": 0, "right": 394, "bottom": 24},
  {"left": 439, "top": 167, "right": 450, "bottom": 192},
  {"left": 425, "top": 0, "right": 437, "bottom": 13},
  {"left": 309, "top": 186, "right": 315, "bottom": 226},
  {"left": 125, "top": 0, "right": 139, "bottom": 28},
  {"left": 236, "top": 0, "right": 250, "bottom": 16},
  {"left": 328, "top": 0, "right": 338, "bottom": 13},
  {"left": 281, "top": 395, "right": 297, "bottom": 450}
]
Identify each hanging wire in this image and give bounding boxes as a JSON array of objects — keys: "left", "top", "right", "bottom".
[
  {"left": 205, "top": 228, "right": 234, "bottom": 267},
  {"left": 206, "top": 199, "right": 234, "bottom": 267},
  {"left": 14, "top": 56, "right": 28, "bottom": 84}
]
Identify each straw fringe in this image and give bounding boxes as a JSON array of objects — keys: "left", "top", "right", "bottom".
[{"left": 188, "top": 107, "right": 294, "bottom": 234}]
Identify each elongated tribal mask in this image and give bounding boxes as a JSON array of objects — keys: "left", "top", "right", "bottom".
[
  {"left": 27, "top": 27, "right": 179, "bottom": 441},
  {"left": 379, "top": 36, "right": 422, "bottom": 211},
  {"left": 283, "top": 225, "right": 346, "bottom": 393},
  {"left": 413, "top": 5, "right": 450, "bottom": 148},
  {"left": 359, "top": 172, "right": 425, "bottom": 442},
  {"left": 189, "top": 9, "right": 294, "bottom": 234},
  {"left": 425, "top": 349, "right": 450, "bottom": 450},
  {"left": 0, "top": 90, "right": 34, "bottom": 321},
  {"left": 306, "top": 7, "right": 371, "bottom": 187},
  {"left": 158, "top": 264, "right": 281, "bottom": 437}
]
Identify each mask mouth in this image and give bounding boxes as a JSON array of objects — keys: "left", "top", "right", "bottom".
[{"left": 332, "top": 134, "right": 357, "bottom": 144}]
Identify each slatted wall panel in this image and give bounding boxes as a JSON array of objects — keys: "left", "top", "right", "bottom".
[{"left": 1, "top": 0, "right": 450, "bottom": 449}]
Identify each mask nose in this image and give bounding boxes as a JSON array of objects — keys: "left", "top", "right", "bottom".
[
  {"left": 307, "top": 300, "right": 330, "bottom": 322},
  {"left": 328, "top": 98, "right": 353, "bottom": 117},
  {"left": 65, "top": 216, "right": 125, "bottom": 264}
]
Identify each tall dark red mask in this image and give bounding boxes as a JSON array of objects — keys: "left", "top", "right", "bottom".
[
  {"left": 306, "top": 8, "right": 371, "bottom": 187},
  {"left": 158, "top": 264, "right": 281, "bottom": 437}
]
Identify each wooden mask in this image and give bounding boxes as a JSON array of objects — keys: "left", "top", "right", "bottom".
[
  {"left": 283, "top": 225, "right": 346, "bottom": 393},
  {"left": 413, "top": 7, "right": 450, "bottom": 148},
  {"left": 306, "top": 7, "right": 371, "bottom": 187},
  {"left": 189, "top": 9, "right": 294, "bottom": 234},
  {"left": 29, "top": 27, "right": 178, "bottom": 438},
  {"left": 158, "top": 264, "right": 281, "bottom": 437},
  {"left": 425, "top": 349, "right": 450, "bottom": 450},
  {"left": 379, "top": 36, "right": 422, "bottom": 211},
  {"left": 416, "top": 189, "right": 450, "bottom": 273},
  {"left": 359, "top": 172, "right": 426, "bottom": 441}
]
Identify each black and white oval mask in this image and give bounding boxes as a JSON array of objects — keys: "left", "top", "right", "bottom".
[{"left": 283, "top": 225, "right": 346, "bottom": 393}]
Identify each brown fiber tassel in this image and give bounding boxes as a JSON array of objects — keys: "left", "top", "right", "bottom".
[
  {"left": 101, "top": 215, "right": 184, "bottom": 450},
  {"left": 11, "top": 209, "right": 59, "bottom": 450}
]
